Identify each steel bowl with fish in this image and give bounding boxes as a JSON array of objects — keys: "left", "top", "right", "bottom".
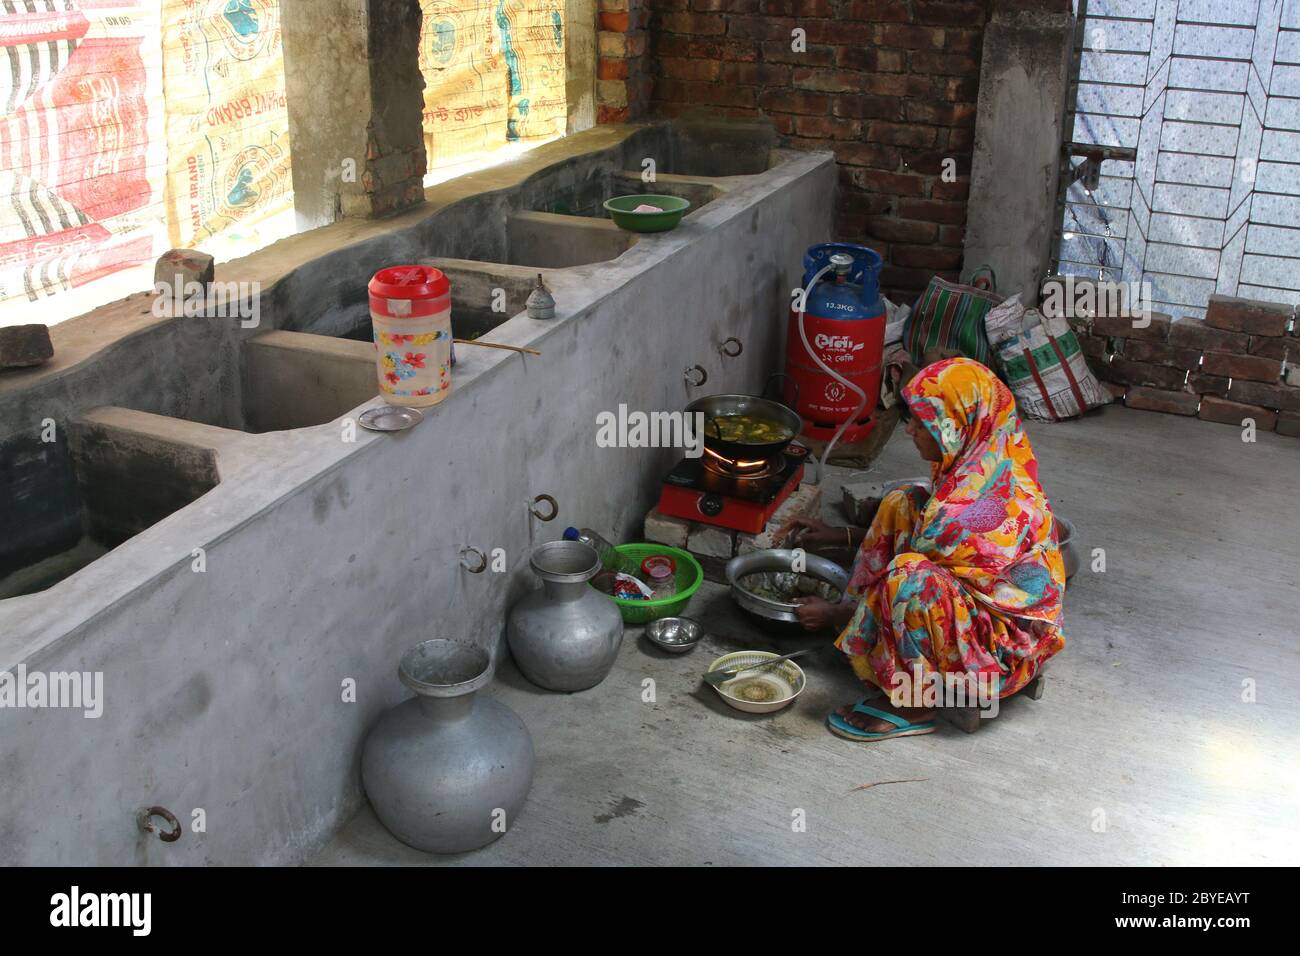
[{"left": 725, "top": 549, "right": 849, "bottom": 626}]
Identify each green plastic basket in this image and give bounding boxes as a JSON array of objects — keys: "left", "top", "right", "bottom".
[{"left": 599, "top": 544, "right": 703, "bottom": 625}]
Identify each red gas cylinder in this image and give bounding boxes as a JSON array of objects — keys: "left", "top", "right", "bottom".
[{"left": 783, "top": 243, "right": 886, "bottom": 444}]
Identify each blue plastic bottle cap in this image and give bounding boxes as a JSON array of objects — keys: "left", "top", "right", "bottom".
[{"left": 562, "top": 527, "right": 580, "bottom": 541}]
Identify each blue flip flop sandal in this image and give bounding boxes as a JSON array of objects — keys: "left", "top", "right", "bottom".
[{"left": 827, "top": 700, "right": 937, "bottom": 742}]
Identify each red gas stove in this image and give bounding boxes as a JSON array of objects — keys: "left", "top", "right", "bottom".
[{"left": 657, "top": 443, "right": 808, "bottom": 535}]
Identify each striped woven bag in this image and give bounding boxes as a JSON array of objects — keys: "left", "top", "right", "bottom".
[{"left": 903, "top": 274, "right": 1003, "bottom": 367}]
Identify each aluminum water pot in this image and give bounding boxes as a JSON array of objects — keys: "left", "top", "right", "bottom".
[
  {"left": 361, "top": 639, "right": 534, "bottom": 854},
  {"left": 507, "top": 540, "right": 625, "bottom": 691}
]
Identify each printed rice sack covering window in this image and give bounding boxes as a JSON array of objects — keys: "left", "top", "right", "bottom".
[
  {"left": 419, "top": 0, "right": 565, "bottom": 173},
  {"left": 0, "top": 5, "right": 159, "bottom": 319},
  {"left": 161, "top": 0, "right": 291, "bottom": 250},
  {"left": 0, "top": 0, "right": 292, "bottom": 328}
]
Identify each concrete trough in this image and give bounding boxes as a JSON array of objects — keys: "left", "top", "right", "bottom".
[{"left": 0, "top": 120, "right": 835, "bottom": 865}]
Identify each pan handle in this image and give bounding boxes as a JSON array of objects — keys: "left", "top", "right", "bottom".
[{"left": 765, "top": 371, "right": 799, "bottom": 405}]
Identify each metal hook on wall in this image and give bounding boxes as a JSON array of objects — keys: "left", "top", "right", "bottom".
[
  {"left": 529, "top": 494, "right": 558, "bottom": 522},
  {"left": 684, "top": 365, "right": 708, "bottom": 388},
  {"left": 459, "top": 546, "right": 488, "bottom": 573},
  {"left": 719, "top": 337, "right": 744, "bottom": 358},
  {"left": 137, "top": 806, "right": 182, "bottom": 843}
]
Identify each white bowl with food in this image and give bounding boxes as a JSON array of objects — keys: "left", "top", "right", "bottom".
[{"left": 706, "top": 650, "right": 806, "bottom": 714}]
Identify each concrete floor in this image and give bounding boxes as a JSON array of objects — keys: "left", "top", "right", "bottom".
[{"left": 312, "top": 405, "right": 1300, "bottom": 866}]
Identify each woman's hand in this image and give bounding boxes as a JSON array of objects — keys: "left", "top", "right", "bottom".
[
  {"left": 793, "top": 597, "right": 853, "bottom": 632},
  {"left": 779, "top": 516, "right": 847, "bottom": 551}
]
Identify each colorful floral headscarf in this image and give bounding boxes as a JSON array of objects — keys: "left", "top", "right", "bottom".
[{"left": 900, "top": 358, "right": 1065, "bottom": 624}]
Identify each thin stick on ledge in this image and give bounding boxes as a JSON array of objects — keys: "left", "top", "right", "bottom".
[{"left": 453, "top": 339, "right": 541, "bottom": 356}]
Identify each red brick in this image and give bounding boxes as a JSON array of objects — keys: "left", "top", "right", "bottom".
[
  {"left": 833, "top": 142, "right": 900, "bottom": 169},
  {"left": 1107, "top": 358, "right": 1187, "bottom": 390},
  {"left": 1101, "top": 381, "right": 1128, "bottom": 401},
  {"left": 598, "top": 59, "right": 628, "bottom": 80},
  {"left": 1247, "top": 334, "right": 1296, "bottom": 361},
  {"left": 1199, "top": 352, "right": 1283, "bottom": 383},
  {"left": 803, "top": 20, "right": 874, "bottom": 45},
  {"left": 909, "top": 51, "right": 981, "bottom": 75},
  {"left": 1090, "top": 312, "right": 1172, "bottom": 342},
  {"left": 597, "top": 105, "right": 630, "bottom": 124},
  {"left": 915, "top": 0, "right": 981, "bottom": 25},
  {"left": 896, "top": 197, "right": 966, "bottom": 224},
  {"left": 904, "top": 100, "right": 977, "bottom": 127},
  {"left": 1276, "top": 412, "right": 1300, "bottom": 437},
  {"left": 1168, "top": 318, "right": 1249, "bottom": 353},
  {"left": 657, "top": 57, "right": 722, "bottom": 81},
  {"left": 1186, "top": 372, "right": 1231, "bottom": 397},
  {"left": 901, "top": 149, "right": 969, "bottom": 176},
  {"left": 1122, "top": 340, "right": 1199, "bottom": 369},
  {"left": 1205, "top": 294, "right": 1293, "bottom": 336},
  {"left": 844, "top": 0, "right": 910, "bottom": 20},
  {"left": 768, "top": 112, "right": 796, "bottom": 135},
  {"left": 866, "top": 217, "right": 939, "bottom": 243},
  {"left": 849, "top": 168, "right": 927, "bottom": 195},
  {"left": 761, "top": 41, "right": 836, "bottom": 66},
  {"left": 1124, "top": 387, "right": 1199, "bottom": 416},
  {"left": 661, "top": 12, "right": 727, "bottom": 34},
  {"left": 877, "top": 23, "right": 946, "bottom": 49},
  {"left": 931, "top": 177, "right": 970, "bottom": 200},
  {"left": 839, "top": 190, "right": 892, "bottom": 216},
  {"left": 1078, "top": 333, "right": 1111, "bottom": 361},
  {"left": 599, "top": 11, "right": 631, "bottom": 30},
  {"left": 867, "top": 121, "right": 939, "bottom": 147},
  {"left": 1198, "top": 397, "right": 1278, "bottom": 430},
  {"left": 860, "top": 72, "right": 938, "bottom": 97},
  {"left": 793, "top": 67, "right": 869, "bottom": 93},
  {"left": 941, "top": 75, "right": 981, "bottom": 101},
  {"left": 652, "top": 33, "right": 690, "bottom": 56},
  {"left": 893, "top": 244, "right": 964, "bottom": 270},
  {"left": 725, "top": 14, "right": 795, "bottom": 39},
  {"left": 946, "top": 28, "right": 983, "bottom": 53},
  {"left": 837, "top": 46, "right": 906, "bottom": 72},
  {"left": 945, "top": 127, "right": 974, "bottom": 151},
  {"left": 880, "top": 264, "right": 941, "bottom": 294},
  {"left": 1226, "top": 379, "right": 1300, "bottom": 412},
  {"left": 793, "top": 115, "right": 861, "bottom": 139},
  {"left": 757, "top": 89, "right": 830, "bottom": 114},
  {"left": 937, "top": 224, "right": 965, "bottom": 246},
  {"left": 832, "top": 93, "right": 902, "bottom": 120},
  {"left": 719, "top": 61, "right": 791, "bottom": 85}
]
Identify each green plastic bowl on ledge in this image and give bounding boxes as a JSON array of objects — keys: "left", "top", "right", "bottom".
[
  {"left": 601, "top": 544, "right": 703, "bottom": 625},
  {"left": 603, "top": 194, "right": 691, "bottom": 233}
]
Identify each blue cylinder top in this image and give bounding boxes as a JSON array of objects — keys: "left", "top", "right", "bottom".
[{"left": 801, "top": 242, "right": 884, "bottom": 316}]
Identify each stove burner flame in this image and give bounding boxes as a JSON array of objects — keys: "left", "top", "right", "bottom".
[{"left": 703, "top": 446, "right": 781, "bottom": 478}]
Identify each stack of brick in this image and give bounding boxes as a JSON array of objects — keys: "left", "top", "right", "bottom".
[
  {"left": 642, "top": 0, "right": 998, "bottom": 303},
  {"left": 1076, "top": 294, "right": 1299, "bottom": 438},
  {"left": 598, "top": 0, "right": 653, "bottom": 123}
]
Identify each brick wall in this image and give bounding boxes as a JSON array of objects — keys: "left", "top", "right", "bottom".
[
  {"left": 1077, "top": 294, "right": 1300, "bottom": 438},
  {"left": 598, "top": 0, "right": 654, "bottom": 123},
  {"left": 642, "top": 0, "right": 991, "bottom": 303}
]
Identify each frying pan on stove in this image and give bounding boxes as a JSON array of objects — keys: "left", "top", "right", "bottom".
[{"left": 684, "top": 393, "right": 804, "bottom": 461}]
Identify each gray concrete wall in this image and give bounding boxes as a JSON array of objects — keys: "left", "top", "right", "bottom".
[
  {"left": 963, "top": 2, "right": 1074, "bottom": 304},
  {"left": 0, "top": 136, "right": 834, "bottom": 865}
]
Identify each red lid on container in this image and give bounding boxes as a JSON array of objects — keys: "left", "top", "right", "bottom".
[
  {"left": 641, "top": 555, "right": 676, "bottom": 579},
  {"left": 368, "top": 265, "right": 449, "bottom": 300}
]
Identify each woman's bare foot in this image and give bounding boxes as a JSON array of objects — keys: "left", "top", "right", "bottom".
[{"left": 835, "top": 698, "right": 936, "bottom": 733}]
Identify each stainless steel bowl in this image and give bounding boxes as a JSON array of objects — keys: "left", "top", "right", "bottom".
[
  {"left": 644, "top": 616, "right": 704, "bottom": 654},
  {"left": 725, "top": 549, "right": 850, "bottom": 625}
]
